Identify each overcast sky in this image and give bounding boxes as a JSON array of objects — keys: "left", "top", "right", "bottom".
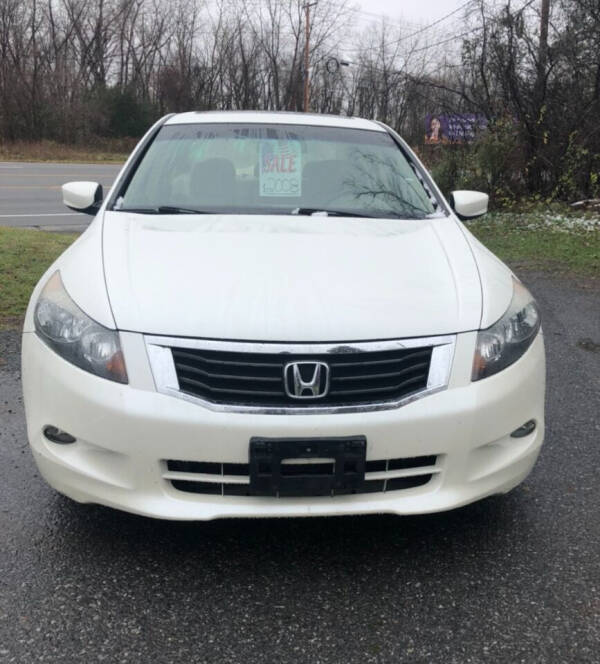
[{"left": 354, "top": 0, "right": 468, "bottom": 29}]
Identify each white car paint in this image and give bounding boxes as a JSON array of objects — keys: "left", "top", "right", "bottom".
[
  {"left": 23, "top": 216, "right": 114, "bottom": 331},
  {"left": 102, "top": 212, "right": 482, "bottom": 340},
  {"left": 459, "top": 226, "right": 516, "bottom": 328},
  {"left": 165, "top": 110, "right": 384, "bottom": 130},
  {"left": 62, "top": 181, "right": 101, "bottom": 212},
  {"left": 450, "top": 190, "right": 490, "bottom": 219},
  {"left": 22, "top": 329, "right": 544, "bottom": 520},
  {"left": 21, "top": 111, "right": 545, "bottom": 520}
]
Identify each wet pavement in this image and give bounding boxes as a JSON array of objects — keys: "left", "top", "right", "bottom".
[{"left": 1, "top": 272, "right": 599, "bottom": 663}]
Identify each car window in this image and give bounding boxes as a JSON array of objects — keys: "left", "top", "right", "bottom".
[{"left": 115, "top": 123, "right": 440, "bottom": 219}]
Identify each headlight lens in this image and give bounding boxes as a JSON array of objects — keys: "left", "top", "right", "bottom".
[
  {"left": 472, "top": 278, "right": 541, "bottom": 381},
  {"left": 34, "top": 271, "right": 128, "bottom": 384}
]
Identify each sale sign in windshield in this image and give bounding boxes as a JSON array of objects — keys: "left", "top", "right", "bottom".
[{"left": 259, "top": 139, "right": 302, "bottom": 197}]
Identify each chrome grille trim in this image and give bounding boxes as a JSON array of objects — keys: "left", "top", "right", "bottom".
[
  {"left": 162, "top": 455, "right": 443, "bottom": 496},
  {"left": 145, "top": 334, "right": 456, "bottom": 414}
]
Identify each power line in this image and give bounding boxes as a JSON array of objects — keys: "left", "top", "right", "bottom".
[
  {"left": 329, "top": 2, "right": 421, "bottom": 30},
  {"left": 399, "top": 0, "right": 475, "bottom": 42},
  {"left": 411, "top": 27, "right": 482, "bottom": 53},
  {"left": 389, "top": 0, "right": 535, "bottom": 54},
  {"left": 243, "top": 0, "right": 425, "bottom": 34},
  {"left": 340, "top": 23, "right": 483, "bottom": 62},
  {"left": 350, "top": 0, "right": 473, "bottom": 57},
  {"left": 337, "top": 0, "right": 477, "bottom": 59}
]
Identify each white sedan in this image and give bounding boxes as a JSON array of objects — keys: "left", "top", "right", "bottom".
[{"left": 22, "top": 111, "right": 545, "bottom": 520}]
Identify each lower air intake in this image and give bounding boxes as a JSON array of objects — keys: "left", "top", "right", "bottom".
[{"left": 165, "top": 455, "right": 439, "bottom": 497}]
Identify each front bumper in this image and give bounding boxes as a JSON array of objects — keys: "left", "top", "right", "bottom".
[{"left": 22, "top": 331, "right": 545, "bottom": 520}]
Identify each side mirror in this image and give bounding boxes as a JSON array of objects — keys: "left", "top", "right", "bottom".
[
  {"left": 62, "top": 181, "right": 103, "bottom": 215},
  {"left": 449, "top": 190, "right": 489, "bottom": 221}
]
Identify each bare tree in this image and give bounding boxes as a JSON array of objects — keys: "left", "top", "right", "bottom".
[{"left": 1, "top": 0, "right": 598, "bottom": 201}]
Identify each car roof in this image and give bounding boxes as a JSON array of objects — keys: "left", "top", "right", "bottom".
[{"left": 164, "top": 110, "right": 386, "bottom": 132}]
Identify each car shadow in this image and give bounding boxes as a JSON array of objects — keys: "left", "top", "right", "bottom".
[{"left": 52, "top": 488, "right": 536, "bottom": 579}]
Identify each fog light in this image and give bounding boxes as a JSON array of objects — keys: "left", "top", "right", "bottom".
[
  {"left": 510, "top": 420, "right": 536, "bottom": 438},
  {"left": 43, "top": 426, "right": 76, "bottom": 445}
]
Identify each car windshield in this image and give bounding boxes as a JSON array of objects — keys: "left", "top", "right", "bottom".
[{"left": 114, "top": 122, "right": 440, "bottom": 219}]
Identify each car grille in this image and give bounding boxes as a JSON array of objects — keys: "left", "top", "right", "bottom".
[
  {"left": 164, "top": 455, "right": 439, "bottom": 497},
  {"left": 170, "top": 346, "right": 433, "bottom": 408}
]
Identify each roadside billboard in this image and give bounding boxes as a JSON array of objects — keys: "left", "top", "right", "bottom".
[{"left": 425, "top": 114, "right": 488, "bottom": 144}]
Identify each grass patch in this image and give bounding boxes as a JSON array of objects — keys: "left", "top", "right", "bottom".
[
  {"left": 468, "top": 213, "right": 600, "bottom": 278},
  {"left": 0, "top": 227, "right": 77, "bottom": 329},
  {"left": 0, "top": 139, "right": 130, "bottom": 164}
]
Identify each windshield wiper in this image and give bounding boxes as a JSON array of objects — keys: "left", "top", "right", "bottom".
[
  {"left": 116, "top": 206, "right": 211, "bottom": 215},
  {"left": 116, "top": 205, "right": 425, "bottom": 219},
  {"left": 291, "top": 208, "right": 379, "bottom": 218},
  {"left": 290, "top": 207, "right": 425, "bottom": 220},
  {"left": 115, "top": 207, "right": 159, "bottom": 214},
  {"left": 157, "top": 206, "right": 211, "bottom": 215}
]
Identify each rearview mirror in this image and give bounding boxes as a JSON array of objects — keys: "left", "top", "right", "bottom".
[
  {"left": 62, "top": 181, "right": 103, "bottom": 216},
  {"left": 449, "top": 190, "right": 489, "bottom": 221}
]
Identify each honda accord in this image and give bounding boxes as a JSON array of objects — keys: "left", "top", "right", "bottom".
[{"left": 22, "top": 111, "right": 545, "bottom": 519}]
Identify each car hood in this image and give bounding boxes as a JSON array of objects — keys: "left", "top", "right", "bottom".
[{"left": 102, "top": 212, "right": 483, "bottom": 341}]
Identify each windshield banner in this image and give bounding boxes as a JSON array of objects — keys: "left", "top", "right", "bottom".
[{"left": 259, "top": 139, "right": 302, "bottom": 197}]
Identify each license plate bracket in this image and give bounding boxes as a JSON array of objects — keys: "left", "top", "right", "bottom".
[{"left": 249, "top": 436, "right": 366, "bottom": 497}]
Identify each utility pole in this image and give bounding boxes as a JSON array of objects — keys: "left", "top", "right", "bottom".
[
  {"left": 303, "top": 2, "right": 317, "bottom": 112},
  {"left": 534, "top": 0, "right": 550, "bottom": 114},
  {"left": 530, "top": 0, "right": 550, "bottom": 191},
  {"left": 538, "top": 0, "right": 550, "bottom": 79}
]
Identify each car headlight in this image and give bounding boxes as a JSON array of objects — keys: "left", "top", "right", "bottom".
[
  {"left": 34, "top": 271, "right": 128, "bottom": 384},
  {"left": 472, "top": 278, "right": 541, "bottom": 381}
]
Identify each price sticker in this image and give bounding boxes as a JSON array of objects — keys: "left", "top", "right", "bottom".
[{"left": 259, "top": 140, "right": 302, "bottom": 197}]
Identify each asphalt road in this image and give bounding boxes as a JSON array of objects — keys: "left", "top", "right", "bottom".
[
  {"left": 1, "top": 272, "right": 599, "bottom": 663},
  {"left": 0, "top": 162, "right": 121, "bottom": 230}
]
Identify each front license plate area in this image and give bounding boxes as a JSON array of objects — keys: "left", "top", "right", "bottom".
[{"left": 249, "top": 436, "right": 366, "bottom": 497}]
